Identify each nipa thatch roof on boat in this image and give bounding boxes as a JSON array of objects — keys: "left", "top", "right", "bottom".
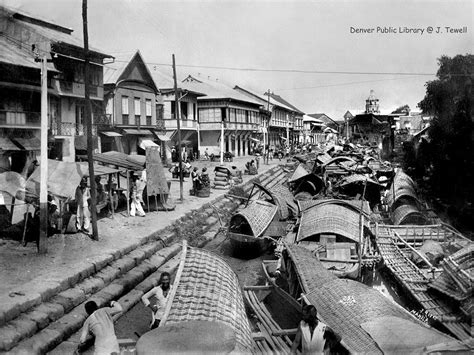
[
  {"left": 322, "top": 155, "right": 357, "bottom": 167},
  {"left": 160, "top": 241, "right": 254, "bottom": 353},
  {"left": 393, "top": 169, "right": 416, "bottom": 189},
  {"left": 297, "top": 198, "right": 372, "bottom": 217},
  {"left": 285, "top": 244, "right": 455, "bottom": 354},
  {"left": 385, "top": 185, "right": 420, "bottom": 209},
  {"left": 392, "top": 204, "right": 429, "bottom": 225},
  {"left": 268, "top": 183, "right": 298, "bottom": 217},
  {"left": 296, "top": 202, "right": 364, "bottom": 243},
  {"left": 338, "top": 174, "right": 381, "bottom": 188},
  {"left": 233, "top": 199, "right": 278, "bottom": 238}
]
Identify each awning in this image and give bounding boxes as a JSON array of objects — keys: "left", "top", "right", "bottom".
[
  {"left": 11, "top": 137, "right": 41, "bottom": 151},
  {"left": 155, "top": 133, "right": 170, "bottom": 141},
  {"left": 139, "top": 138, "right": 159, "bottom": 150},
  {"left": 122, "top": 128, "right": 153, "bottom": 136},
  {"left": 101, "top": 131, "right": 122, "bottom": 137},
  {"left": 0, "top": 137, "right": 21, "bottom": 151}
]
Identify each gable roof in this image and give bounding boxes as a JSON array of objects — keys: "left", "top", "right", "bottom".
[
  {"left": 308, "top": 113, "right": 339, "bottom": 127},
  {"left": 181, "top": 75, "right": 262, "bottom": 106},
  {"left": 104, "top": 51, "right": 158, "bottom": 93},
  {"left": 149, "top": 66, "right": 206, "bottom": 96},
  {"left": 234, "top": 86, "right": 296, "bottom": 113}
]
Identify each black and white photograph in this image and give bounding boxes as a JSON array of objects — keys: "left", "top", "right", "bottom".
[{"left": 0, "top": 0, "right": 472, "bottom": 353}]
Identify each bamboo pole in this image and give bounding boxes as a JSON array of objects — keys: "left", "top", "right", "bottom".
[
  {"left": 393, "top": 231, "right": 434, "bottom": 269},
  {"left": 38, "top": 55, "right": 48, "bottom": 253},
  {"left": 172, "top": 54, "right": 183, "bottom": 201}
]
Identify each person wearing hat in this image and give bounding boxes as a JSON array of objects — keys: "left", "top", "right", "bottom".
[
  {"left": 130, "top": 173, "right": 145, "bottom": 217},
  {"left": 191, "top": 167, "right": 200, "bottom": 194}
]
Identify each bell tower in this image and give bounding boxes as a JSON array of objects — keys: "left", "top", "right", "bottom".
[{"left": 365, "top": 90, "right": 380, "bottom": 114}]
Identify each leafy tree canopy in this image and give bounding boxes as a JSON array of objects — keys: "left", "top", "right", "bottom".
[{"left": 392, "top": 104, "right": 411, "bottom": 115}]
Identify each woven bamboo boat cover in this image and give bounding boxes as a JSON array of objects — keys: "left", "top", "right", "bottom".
[
  {"left": 234, "top": 200, "right": 278, "bottom": 238},
  {"left": 338, "top": 173, "right": 381, "bottom": 187},
  {"left": 375, "top": 225, "right": 471, "bottom": 340},
  {"left": 269, "top": 183, "right": 298, "bottom": 215},
  {"left": 286, "top": 245, "right": 447, "bottom": 354},
  {"left": 297, "top": 198, "right": 372, "bottom": 216},
  {"left": 322, "top": 156, "right": 357, "bottom": 167},
  {"left": 161, "top": 242, "right": 253, "bottom": 353},
  {"left": 297, "top": 202, "right": 362, "bottom": 242},
  {"left": 391, "top": 204, "right": 428, "bottom": 225}
]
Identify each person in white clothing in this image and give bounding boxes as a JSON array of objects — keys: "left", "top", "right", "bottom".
[
  {"left": 75, "top": 178, "right": 91, "bottom": 234},
  {"left": 291, "top": 305, "right": 341, "bottom": 355},
  {"left": 78, "top": 300, "right": 123, "bottom": 355},
  {"left": 141, "top": 272, "right": 172, "bottom": 329}
]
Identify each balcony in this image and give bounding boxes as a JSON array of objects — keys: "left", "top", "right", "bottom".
[
  {"left": 163, "top": 118, "right": 197, "bottom": 130},
  {"left": 50, "top": 120, "right": 109, "bottom": 136},
  {"left": 0, "top": 110, "right": 41, "bottom": 129},
  {"left": 56, "top": 80, "right": 102, "bottom": 99}
]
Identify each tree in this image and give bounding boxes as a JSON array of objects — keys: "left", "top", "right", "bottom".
[
  {"left": 392, "top": 104, "right": 411, "bottom": 115},
  {"left": 417, "top": 54, "right": 474, "bottom": 210}
]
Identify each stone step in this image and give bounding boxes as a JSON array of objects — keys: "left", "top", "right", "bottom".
[
  {"left": 0, "top": 164, "right": 289, "bottom": 353},
  {"left": 5, "top": 247, "right": 182, "bottom": 354}
]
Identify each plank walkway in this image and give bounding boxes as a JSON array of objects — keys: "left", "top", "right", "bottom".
[{"left": 374, "top": 224, "right": 471, "bottom": 341}]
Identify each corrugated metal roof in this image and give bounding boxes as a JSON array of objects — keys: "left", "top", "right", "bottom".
[{"left": 0, "top": 137, "right": 21, "bottom": 151}]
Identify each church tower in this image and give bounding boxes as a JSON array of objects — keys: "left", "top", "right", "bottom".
[{"left": 365, "top": 90, "right": 380, "bottom": 114}]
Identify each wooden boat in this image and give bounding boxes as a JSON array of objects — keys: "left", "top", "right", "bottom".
[
  {"left": 285, "top": 199, "right": 375, "bottom": 279},
  {"left": 260, "top": 244, "right": 470, "bottom": 354},
  {"left": 375, "top": 223, "right": 473, "bottom": 341},
  {"left": 227, "top": 182, "right": 295, "bottom": 252},
  {"left": 136, "top": 241, "right": 254, "bottom": 354}
]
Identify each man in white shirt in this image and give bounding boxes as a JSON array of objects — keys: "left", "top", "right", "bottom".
[
  {"left": 78, "top": 300, "right": 123, "bottom": 355},
  {"left": 141, "top": 272, "right": 172, "bottom": 329}
]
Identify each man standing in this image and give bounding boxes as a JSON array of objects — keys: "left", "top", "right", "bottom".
[
  {"left": 290, "top": 305, "right": 341, "bottom": 355},
  {"left": 78, "top": 300, "right": 123, "bottom": 355},
  {"left": 75, "top": 178, "right": 91, "bottom": 234},
  {"left": 141, "top": 272, "right": 172, "bottom": 329}
]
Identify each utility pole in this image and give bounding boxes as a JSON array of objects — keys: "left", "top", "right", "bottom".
[
  {"left": 220, "top": 118, "right": 224, "bottom": 165},
  {"left": 265, "top": 89, "right": 271, "bottom": 164},
  {"left": 38, "top": 55, "right": 48, "bottom": 253},
  {"left": 172, "top": 54, "right": 183, "bottom": 201},
  {"left": 83, "top": 0, "right": 98, "bottom": 239}
]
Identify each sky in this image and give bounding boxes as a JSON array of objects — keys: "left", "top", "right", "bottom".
[{"left": 3, "top": 0, "right": 473, "bottom": 120}]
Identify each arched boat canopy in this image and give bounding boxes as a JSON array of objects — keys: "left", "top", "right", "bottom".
[
  {"left": 392, "top": 204, "right": 429, "bottom": 225},
  {"left": 231, "top": 199, "right": 278, "bottom": 238},
  {"left": 288, "top": 164, "right": 310, "bottom": 183},
  {"left": 297, "top": 198, "right": 372, "bottom": 218},
  {"left": 297, "top": 202, "right": 364, "bottom": 243},
  {"left": 139, "top": 241, "right": 253, "bottom": 354}
]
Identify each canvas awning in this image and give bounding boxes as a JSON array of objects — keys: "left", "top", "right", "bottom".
[
  {"left": 12, "top": 137, "right": 41, "bottom": 151},
  {"left": 0, "top": 137, "right": 21, "bottom": 151},
  {"left": 100, "top": 131, "right": 122, "bottom": 137},
  {"left": 122, "top": 129, "right": 153, "bottom": 136},
  {"left": 155, "top": 133, "right": 170, "bottom": 141},
  {"left": 139, "top": 138, "right": 159, "bottom": 150},
  {"left": 26, "top": 159, "right": 120, "bottom": 199}
]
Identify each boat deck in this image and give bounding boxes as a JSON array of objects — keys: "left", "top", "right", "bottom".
[{"left": 374, "top": 224, "right": 471, "bottom": 341}]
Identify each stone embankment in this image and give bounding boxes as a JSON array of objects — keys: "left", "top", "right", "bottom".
[{"left": 0, "top": 165, "right": 290, "bottom": 354}]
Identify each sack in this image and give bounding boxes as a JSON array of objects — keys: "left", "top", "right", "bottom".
[
  {"left": 214, "top": 176, "right": 228, "bottom": 182},
  {"left": 214, "top": 185, "right": 229, "bottom": 190},
  {"left": 214, "top": 180, "right": 228, "bottom": 187},
  {"left": 215, "top": 171, "right": 228, "bottom": 178}
]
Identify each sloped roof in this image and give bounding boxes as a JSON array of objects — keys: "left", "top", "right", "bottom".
[
  {"left": 182, "top": 76, "right": 262, "bottom": 106},
  {"left": 1, "top": 5, "right": 110, "bottom": 58},
  {"left": 303, "top": 114, "right": 324, "bottom": 124},
  {"left": 308, "top": 113, "right": 339, "bottom": 126},
  {"left": 103, "top": 51, "right": 158, "bottom": 92},
  {"left": 0, "top": 36, "right": 56, "bottom": 71},
  {"left": 268, "top": 92, "right": 304, "bottom": 114},
  {"left": 234, "top": 86, "right": 296, "bottom": 112},
  {"left": 148, "top": 66, "right": 206, "bottom": 96}
]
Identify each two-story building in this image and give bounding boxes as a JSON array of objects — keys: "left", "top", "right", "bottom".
[
  {"left": 0, "top": 5, "right": 112, "bottom": 165},
  {"left": 234, "top": 87, "right": 303, "bottom": 149},
  {"left": 150, "top": 67, "right": 205, "bottom": 161},
  {"left": 103, "top": 51, "right": 163, "bottom": 155},
  {"left": 182, "top": 76, "right": 263, "bottom": 157},
  {"left": 267, "top": 93, "right": 304, "bottom": 145}
]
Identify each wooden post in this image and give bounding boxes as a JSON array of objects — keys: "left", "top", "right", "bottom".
[
  {"left": 172, "top": 54, "right": 183, "bottom": 201},
  {"left": 38, "top": 55, "right": 48, "bottom": 253},
  {"left": 82, "top": 0, "right": 98, "bottom": 240},
  {"left": 126, "top": 169, "right": 130, "bottom": 216}
]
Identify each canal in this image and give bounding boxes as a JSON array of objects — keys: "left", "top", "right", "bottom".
[{"left": 114, "top": 230, "right": 428, "bottom": 343}]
